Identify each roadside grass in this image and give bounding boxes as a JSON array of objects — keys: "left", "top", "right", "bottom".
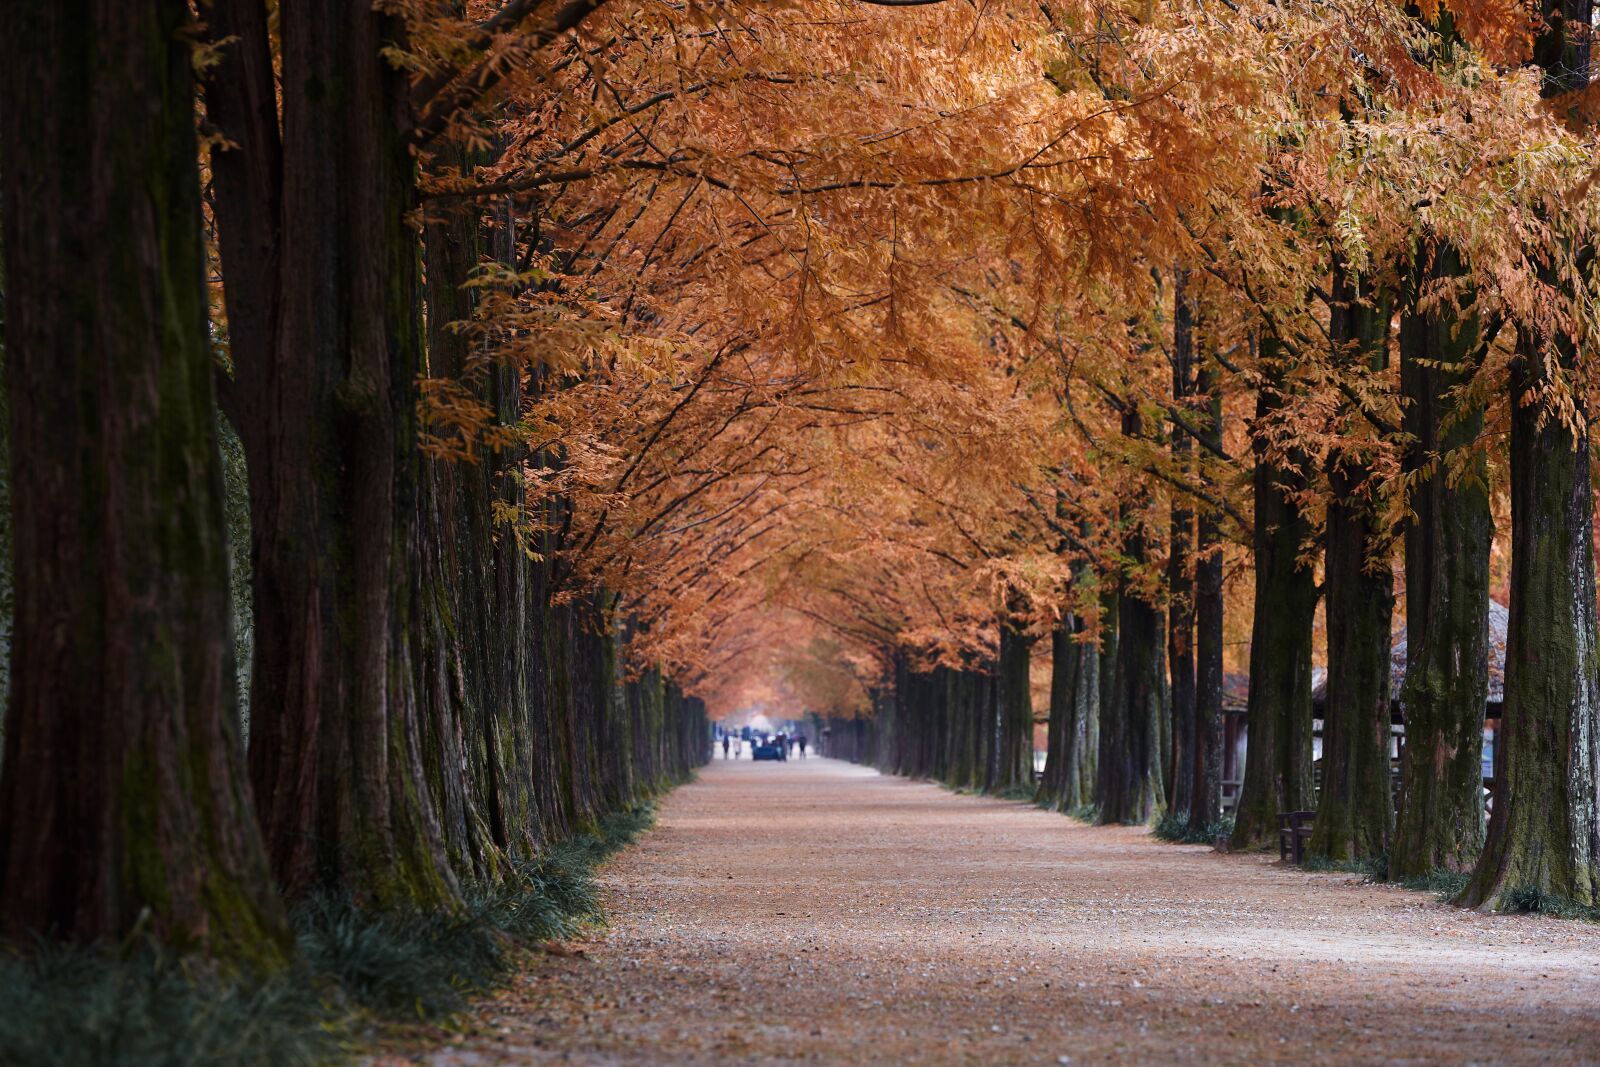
[
  {"left": 1289, "top": 854, "right": 1599, "bottom": 921},
  {"left": 1501, "top": 886, "right": 1600, "bottom": 922},
  {"left": 0, "top": 800, "right": 658, "bottom": 1067},
  {"left": 1151, "top": 812, "right": 1236, "bottom": 844},
  {"left": 0, "top": 946, "right": 342, "bottom": 1067}
]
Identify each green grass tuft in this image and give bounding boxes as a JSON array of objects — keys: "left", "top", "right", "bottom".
[
  {"left": 0, "top": 801, "right": 660, "bottom": 1066},
  {"left": 1395, "top": 868, "right": 1470, "bottom": 900},
  {"left": 1150, "top": 812, "right": 1235, "bottom": 844},
  {"left": 1501, "top": 885, "right": 1600, "bottom": 921},
  {"left": 1063, "top": 804, "right": 1098, "bottom": 824},
  {"left": 0, "top": 944, "right": 341, "bottom": 1067},
  {"left": 1299, "top": 853, "right": 1386, "bottom": 878}
]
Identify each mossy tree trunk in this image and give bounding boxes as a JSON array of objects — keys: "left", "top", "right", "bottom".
[
  {"left": 1098, "top": 409, "right": 1169, "bottom": 825},
  {"left": 1390, "top": 242, "right": 1491, "bottom": 879},
  {"left": 1039, "top": 557, "right": 1100, "bottom": 811},
  {"left": 417, "top": 180, "right": 507, "bottom": 880},
  {"left": 1188, "top": 363, "right": 1226, "bottom": 833},
  {"left": 1096, "top": 570, "right": 1168, "bottom": 823},
  {"left": 1463, "top": 0, "right": 1600, "bottom": 909},
  {"left": 1231, "top": 344, "right": 1318, "bottom": 850},
  {"left": 1309, "top": 268, "right": 1395, "bottom": 862},
  {"left": 1167, "top": 273, "right": 1197, "bottom": 819},
  {"left": 208, "top": 0, "right": 459, "bottom": 907},
  {"left": 0, "top": 0, "right": 288, "bottom": 962},
  {"left": 1463, "top": 331, "right": 1600, "bottom": 907}
]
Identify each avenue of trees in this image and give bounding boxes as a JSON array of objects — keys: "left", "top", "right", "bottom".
[{"left": 2, "top": 0, "right": 1600, "bottom": 996}]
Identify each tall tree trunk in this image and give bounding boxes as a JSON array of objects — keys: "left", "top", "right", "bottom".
[
  {"left": 209, "top": 0, "right": 459, "bottom": 907},
  {"left": 417, "top": 177, "right": 505, "bottom": 879},
  {"left": 1168, "top": 273, "right": 1197, "bottom": 818},
  {"left": 1040, "top": 556, "right": 1101, "bottom": 811},
  {"left": 994, "top": 619, "right": 1035, "bottom": 793},
  {"left": 1096, "top": 537, "right": 1168, "bottom": 824},
  {"left": 1088, "top": 578, "right": 1116, "bottom": 807},
  {"left": 1189, "top": 364, "right": 1225, "bottom": 833},
  {"left": 1039, "top": 624, "right": 1072, "bottom": 806},
  {"left": 1464, "top": 0, "right": 1600, "bottom": 909},
  {"left": 1389, "top": 243, "right": 1492, "bottom": 878},
  {"left": 1310, "top": 268, "right": 1395, "bottom": 862},
  {"left": 0, "top": 0, "right": 287, "bottom": 962},
  {"left": 972, "top": 668, "right": 985, "bottom": 793},
  {"left": 1231, "top": 342, "right": 1318, "bottom": 849},
  {"left": 1098, "top": 408, "right": 1169, "bottom": 824},
  {"left": 945, "top": 668, "right": 975, "bottom": 789}
]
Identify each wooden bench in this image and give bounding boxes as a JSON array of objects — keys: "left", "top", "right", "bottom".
[{"left": 1277, "top": 810, "right": 1315, "bottom": 864}]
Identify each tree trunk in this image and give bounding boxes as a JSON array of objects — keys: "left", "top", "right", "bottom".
[
  {"left": 1039, "top": 564, "right": 1100, "bottom": 811},
  {"left": 1463, "top": 332, "right": 1600, "bottom": 908},
  {"left": 1309, "top": 269, "right": 1395, "bottom": 862},
  {"left": 1389, "top": 243, "right": 1492, "bottom": 878},
  {"left": 1231, "top": 346, "right": 1318, "bottom": 849},
  {"left": 1168, "top": 273, "right": 1197, "bottom": 818},
  {"left": 0, "top": 0, "right": 287, "bottom": 962},
  {"left": 1464, "top": 0, "right": 1600, "bottom": 908},
  {"left": 1187, "top": 361, "right": 1226, "bottom": 834},
  {"left": 1038, "top": 623, "right": 1073, "bottom": 807},
  {"left": 1096, "top": 559, "right": 1168, "bottom": 824},
  {"left": 1098, "top": 409, "right": 1169, "bottom": 824},
  {"left": 994, "top": 620, "right": 1035, "bottom": 793},
  {"left": 209, "top": 0, "right": 459, "bottom": 907},
  {"left": 417, "top": 181, "right": 507, "bottom": 879}
]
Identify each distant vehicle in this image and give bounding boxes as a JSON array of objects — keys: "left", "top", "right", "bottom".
[{"left": 752, "top": 739, "right": 786, "bottom": 761}]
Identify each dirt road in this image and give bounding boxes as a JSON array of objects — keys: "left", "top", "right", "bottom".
[{"left": 419, "top": 757, "right": 1600, "bottom": 1065}]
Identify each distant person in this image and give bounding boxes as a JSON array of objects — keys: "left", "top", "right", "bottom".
[
  {"left": 722, "top": 734, "right": 731, "bottom": 759},
  {"left": 797, "top": 734, "right": 807, "bottom": 758}
]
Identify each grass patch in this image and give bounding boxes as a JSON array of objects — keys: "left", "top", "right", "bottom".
[
  {"left": 1063, "top": 804, "right": 1098, "bottom": 824},
  {"left": 993, "top": 783, "right": 1037, "bottom": 802},
  {"left": 0, "top": 801, "right": 659, "bottom": 1066},
  {"left": 1151, "top": 812, "right": 1236, "bottom": 844},
  {"left": 1394, "top": 868, "right": 1469, "bottom": 900},
  {"left": 0, "top": 945, "right": 341, "bottom": 1067},
  {"left": 1299, "top": 853, "right": 1386, "bottom": 878},
  {"left": 1501, "top": 886, "right": 1600, "bottom": 922}
]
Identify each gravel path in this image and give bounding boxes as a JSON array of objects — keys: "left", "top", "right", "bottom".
[{"left": 418, "top": 757, "right": 1600, "bottom": 1066}]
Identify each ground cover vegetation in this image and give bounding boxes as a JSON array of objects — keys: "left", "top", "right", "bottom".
[{"left": 3, "top": 0, "right": 1600, "bottom": 1059}]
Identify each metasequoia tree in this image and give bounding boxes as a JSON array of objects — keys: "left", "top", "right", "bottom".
[
  {"left": 1310, "top": 264, "right": 1397, "bottom": 862},
  {"left": 0, "top": 0, "right": 287, "bottom": 962},
  {"left": 1465, "top": 0, "right": 1600, "bottom": 909}
]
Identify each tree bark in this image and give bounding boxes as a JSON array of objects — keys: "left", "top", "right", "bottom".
[
  {"left": 1231, "top": 342, "right": 1318, "bottom": 849},
  {"left": 1310, "top": 269, "right": 1395, "bottom": 862},
  {"left": 1389, "top": 243, "right": 1492, "bottom": 878},
  {"left": 1096, "top": 542, "right": 1168, "bottom": 824},
  {"left": 1168, "top": 273, "right": 1197, "bottom": 818},
  {"left": 1463, "top": 0, "right": 1600, "bottom": 909},
  {"left": 0, "top": 0, "right": 287, "bottom": 962},
  {"left": 993, "top": 620, "right": 1036, "bottom": 793},
  {"left": 1189, "top": 363, "right": 1226, "bottom": 833},
  {"left": 208, "top": 0, "right": 459, "bottom": 907},
  {"left": 1039, "top": 555, "right": 1101, "bottom": 812},
  {"left": 1098, "top": 406, "right": 1169, "bottom": 824}
]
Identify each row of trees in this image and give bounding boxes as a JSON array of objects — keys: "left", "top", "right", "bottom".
[
  {"left": 670, "top": 0, "right": 1600, "bottom": 912},
  {"left": 0, "top": 0, "right": 710, "bottom": 967},
  {"left": 4, "top": 0, "right": 1600, "bottom": 976}
]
